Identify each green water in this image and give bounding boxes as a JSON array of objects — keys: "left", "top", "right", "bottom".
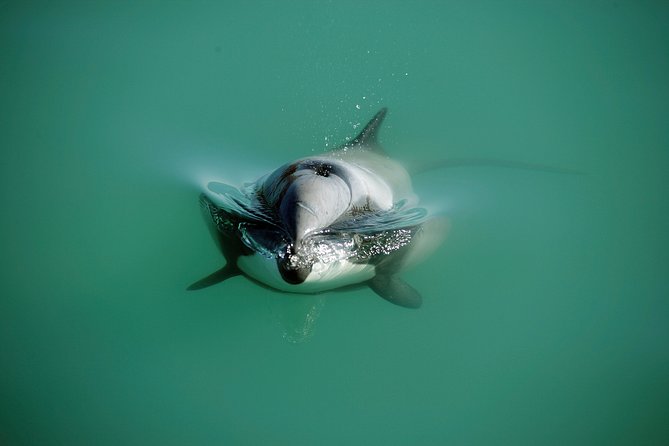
[{"left": 2, "top": 1, "right": 668, "bottom": 445}]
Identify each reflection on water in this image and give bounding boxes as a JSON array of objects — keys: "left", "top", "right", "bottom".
[{"left": 267, "top": 294, "right": 326, "bottom": 343}]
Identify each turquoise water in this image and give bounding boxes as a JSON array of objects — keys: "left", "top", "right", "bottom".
[{"left": 2, "top": 1, "right": 668, "bottom": 444}]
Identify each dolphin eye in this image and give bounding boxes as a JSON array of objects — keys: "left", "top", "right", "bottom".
[{"left": 313, "top": 163, "right": 332, "bottom": 177}]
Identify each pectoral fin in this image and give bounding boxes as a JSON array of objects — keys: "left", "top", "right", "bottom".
[
  {"left": 369, "top": 274, "right": 422, "bottom": 309},
  {"left": 187, "top": 264, "right": 239, "bottom": 290}
]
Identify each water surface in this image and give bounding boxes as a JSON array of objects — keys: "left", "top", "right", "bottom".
[{"left": 1, "top": 2, "right": 668, "bottom": 445}]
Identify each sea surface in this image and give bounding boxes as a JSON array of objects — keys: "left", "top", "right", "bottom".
[{"left": 1, "top": 2, "right": 668, "bottom": 445}]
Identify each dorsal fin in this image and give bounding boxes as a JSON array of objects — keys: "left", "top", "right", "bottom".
[{"left": 341, "top": 107, "right": 388, "bottom": 154}]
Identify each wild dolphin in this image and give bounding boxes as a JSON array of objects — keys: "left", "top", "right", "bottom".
[{"left": 188, "top": 108, "right": 444, "bottom": 308}]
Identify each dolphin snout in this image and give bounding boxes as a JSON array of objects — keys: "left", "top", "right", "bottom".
[{"left": 277, "top": 248, "right": 312, "bottom": 285}]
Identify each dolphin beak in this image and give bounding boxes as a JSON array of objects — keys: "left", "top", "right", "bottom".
[
  {"left": 279, "top": 264, "right": 311, "bottom": 285},
  {"left": 277, "top": 256, "right": 311, "bottom": 284}
]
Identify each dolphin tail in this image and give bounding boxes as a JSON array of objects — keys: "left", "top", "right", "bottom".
[
  {"left": 187, "top": 263, "right": 240, "bottom": 291},
  {"left": 369, "top": 274, "right": 422, "bottom": 309}
]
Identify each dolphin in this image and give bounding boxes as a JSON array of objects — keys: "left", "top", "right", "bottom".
[{"left": 188, "top": 108, "right": 444, "bottom": 308}]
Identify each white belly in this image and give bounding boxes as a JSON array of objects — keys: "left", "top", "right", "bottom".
[{"left": 237, "top": 254, "right": 376, "bottom": 293}]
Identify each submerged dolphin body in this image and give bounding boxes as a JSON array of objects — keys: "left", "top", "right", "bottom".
[{"left": 188, "top": 108, "right": 444, "bottom": 308}]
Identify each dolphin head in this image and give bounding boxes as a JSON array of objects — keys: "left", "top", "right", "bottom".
[
  {"left": 269, "top": 160, "right": 351, "bottom": 284},
  {"left": 279, "top": 167, "right": 350, "bottom": 240}
]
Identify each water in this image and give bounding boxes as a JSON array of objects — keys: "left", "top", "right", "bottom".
[{"left": 1, "top": 2, "right": 668, "bottom": 445}]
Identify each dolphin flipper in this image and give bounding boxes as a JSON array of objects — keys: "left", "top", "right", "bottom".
[
  {"left": 369, "top": 274, "right": 422, "bottom": 309},
  {"left": 189, "top": 194, "right": 253, "bottom": 291},
  {"left": 187, "top": 264, "right": 240, "bottom": 290},
  {"left": 364, "top": 220, "right": 424, "bottom": 308}
]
